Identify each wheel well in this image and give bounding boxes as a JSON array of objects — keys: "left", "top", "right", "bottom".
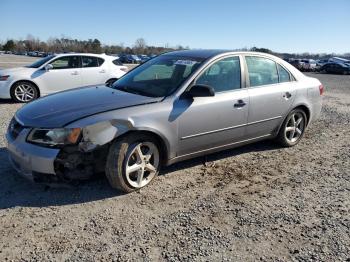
[
  {"left": 294, "top": 105, "right": 311, "bottom": 126},
  {"left": 106, "top": 78, "right": 118, "bottom": 82},
  {"left": 106, "top": 78, "right": 118, "bottom": 83},
  {"left": 11, "top": 80, "right": 40, "bottom": 97},
  {"left": 116, "top": 130, "right": 169, "bottom": 166}
]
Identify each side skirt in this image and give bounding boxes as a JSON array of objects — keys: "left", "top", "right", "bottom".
[{"left": 166, "top": 134, "right": 274, "bottom": 166}]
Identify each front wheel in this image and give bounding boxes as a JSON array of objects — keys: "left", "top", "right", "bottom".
[
  {"left": 276, "top": 109, "right": 307, "bottom": 147},
  {"left": 105, "top": 133, "right": 161, "bottom": 193},
  {"left": 10, "top": 81, "right": 39, "bottom": 103}
]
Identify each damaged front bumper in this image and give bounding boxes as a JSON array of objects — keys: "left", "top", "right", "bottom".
[
  {"left": 6, "top": 128, "right": 60, "bottom": 181},
  {"left": 6, "top": 127, "right": 107, "bottom": 184}
]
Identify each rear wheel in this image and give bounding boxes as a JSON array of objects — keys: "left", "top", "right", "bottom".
[
  {"left": 105, "top": 133, "right": 161, "bottom": 193},
  {"left": 276, "top": 109, "right": 307, "bottom": 147},
  {"left": 10, "top": 81, "right": 39, "bottom": 103}
]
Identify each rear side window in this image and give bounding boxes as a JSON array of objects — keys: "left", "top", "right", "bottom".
[
  {"left": 277, "top": 64, "right": 291, "bottom": 83},
  {"left": 50, "top": 56, "right": 81, "bottom": 69},
  {"left": 82, "top": 56, "right": 99, "bottom": 67},
  {"left": 246, "top": 56, "right": 278, "bottom": 87},
  {"left": 113, "top": 59, "right": 123, "bottom": 66},
  {"left": 98, "top": 58, "right": 104, "bottom": 66}
]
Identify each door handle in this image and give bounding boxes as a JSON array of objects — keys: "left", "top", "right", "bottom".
[
  {"left": 71, "top": 71, "right": 79, "bottom": 75},
  {"left": 283, "top": 92, "right": 292, "bottom": 99},
  {"left": 99, "top": 69, "right": 106, "bottom": 73},
  {"left": 233, "top": 99, "right": 246, "bottom": 108}
]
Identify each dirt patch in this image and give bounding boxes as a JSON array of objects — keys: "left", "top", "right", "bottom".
[{"left": 0, "top": 73, "right": 349, "bottom": 261}]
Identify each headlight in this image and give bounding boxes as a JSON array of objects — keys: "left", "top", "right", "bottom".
[
  {"left": 0, "top": 75, "right": 10, "bottom": 81},
  {"left": 27, "top": 128, "right": 81, "bottom": 146}
]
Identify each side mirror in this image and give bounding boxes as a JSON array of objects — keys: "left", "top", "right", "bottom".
[
  {"left": 185, "top": 84, "right": 215, "bottom": 98},
  {"left": 44, "top": 64, "right": 53, "bottom": 71}
]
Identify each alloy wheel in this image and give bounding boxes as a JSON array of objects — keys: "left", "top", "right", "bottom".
[
  {"left": 284, "top": 112, "right": 305, "bottom": 143},
  {"left": 125, "top": 142, "right": 159, "bottom": 188},
  {"left": 14, "top": 84, "right": 36, "bottom": 102}
]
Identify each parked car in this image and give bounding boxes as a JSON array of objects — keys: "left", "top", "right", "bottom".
[
  {"left": 0, "top": 53, "right": 128, "bottom": 102},
  {"left": 289, "top": 59, "right": 305, "bottom": 71},
  {"left": 119, "top": 54, "right": 141, "bottom": 64},
  {"left": 315, "top": 59, "right": 329, "bottom": 71},
  {"left": 6, "top": 50, "right": 323, "bottom": 192},
  {"left": 320, "top": 62, "right": 350, "bottom": 74},
  {"left": 139, "top": 55, "right": 150, "bottom": 63},
  {"left": 301, "top": 59, "right": 317, "bottom": 71}
]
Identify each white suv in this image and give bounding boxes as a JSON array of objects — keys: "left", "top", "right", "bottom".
[{"left": 0, "top": 53, "right": 128, "bottom": 102}]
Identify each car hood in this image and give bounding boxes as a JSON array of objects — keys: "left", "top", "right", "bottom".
[
  {"left": 16, "top": 86, "right": 162, "bottom": 128},
  {"left": 0, "top": 67, "right": 36, "bottom": 75}
]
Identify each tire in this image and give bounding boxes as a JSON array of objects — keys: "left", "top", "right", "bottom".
[
  {"left": 105, "top": 133, "right": 161, "bottom": 193},
  {"left": 276, "top": 109, "right": 307, "bottom": 147},
  {"left": 10, "top": 81, "right": 39, "bottom": 103},
  {"left": 106, "top": 78, "right": 117, "bottom": 87}
]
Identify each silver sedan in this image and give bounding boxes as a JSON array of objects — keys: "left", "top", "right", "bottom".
[{"left": 6, "top": 50, "right": 323, "bottom": 192}]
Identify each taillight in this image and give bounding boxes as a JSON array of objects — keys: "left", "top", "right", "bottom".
[{"left": 319, "top": 84, "right": 324, "bottom": 95}]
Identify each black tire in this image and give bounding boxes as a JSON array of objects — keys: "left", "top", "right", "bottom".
[
  {"left": 276, "top": 109, "right": 307, "bottom": 147},
  {"left": 10, "top": 81, "right": 39, "bottom": 103},
  {"left": 106, "top": 78, "right": 117, "bottom": 87},
  {"left": 105, "top": 133, "right": 161, "bottom": 193}
]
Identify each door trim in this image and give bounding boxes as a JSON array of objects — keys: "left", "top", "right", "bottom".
[
  {"left": 180, "top": 115, "right": 282, "bottom": 140},
  {"left": 172, "top": 133, "right": 272, "bottom": 164}
]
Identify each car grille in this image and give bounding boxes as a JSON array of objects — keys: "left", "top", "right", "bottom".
[{"left": 8, "top": 117, "right": 25, "bottom": 140}]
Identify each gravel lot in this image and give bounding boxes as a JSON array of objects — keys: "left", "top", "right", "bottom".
[{"left": 0, "top": 55, "right": 349, "bottom": 261}]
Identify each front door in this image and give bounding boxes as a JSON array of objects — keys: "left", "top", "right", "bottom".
[
  {"left": 37, "top": 55, "right": 82, "bottom": 94},
  {"left": 176, "top": 56, "right": 249, "bottom": 157}
]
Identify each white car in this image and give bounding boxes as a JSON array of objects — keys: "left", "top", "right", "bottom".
[
  {"left": 301, "top": 59, "right": 317, "bottom": 71},
  {"left": 0, "top": 53, "right": 128, "bottom": 102}
]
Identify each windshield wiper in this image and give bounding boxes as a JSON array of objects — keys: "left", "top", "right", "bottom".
[{"left": 115, "top": 86, "right": 149, "bottom": 97}]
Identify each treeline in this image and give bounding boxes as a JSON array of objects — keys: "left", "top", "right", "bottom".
[
  {"left": 249, "top": 47, "right": 350, "bottom": 60},
  {"left": 0, "top": 35, "right": 349, "bottom": 59},
  {"left": 0, "top": 35, "right": 186, "bottom": 55}
]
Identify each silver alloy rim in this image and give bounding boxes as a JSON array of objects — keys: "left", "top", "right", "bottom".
[
  {"left": 285, "top": 112, "right": 305, "bottom": 143},
  {"left": 15, "top": 84, "right": 35, "bottom": 102},
  {"left": 125, "top": 142, "right": 159, "bottom": 188}
]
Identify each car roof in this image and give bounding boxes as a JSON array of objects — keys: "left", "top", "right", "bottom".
[
  {"left": 164, "top": 49, "right": 229, "bottom": 59},
  {"left": 55, "top": 53, "right": 114, "bottom": 58}
]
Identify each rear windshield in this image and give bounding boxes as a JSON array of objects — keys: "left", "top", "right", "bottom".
[{"left": 113, "top": 59, "right": 123, "bottom": 66}]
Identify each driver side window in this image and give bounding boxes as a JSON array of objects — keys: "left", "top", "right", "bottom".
[{"left": 196, "top": 56, "right": 241, "bottom": 92}]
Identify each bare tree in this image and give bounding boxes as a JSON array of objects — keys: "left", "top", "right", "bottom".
[{"left": 134, "top": 38, "right": 147, "bottom": 54}]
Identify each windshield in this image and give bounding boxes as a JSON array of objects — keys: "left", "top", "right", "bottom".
[
  {"left": 112, "top": 55, "right": 204, "bottom": 97},
  {"left": 26, "top": 55, "right": 56, "bottom": 68}
]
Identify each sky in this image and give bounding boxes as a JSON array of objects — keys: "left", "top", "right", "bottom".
[{"left": 1, "top": 0, "right": 349, "bottom": 54}]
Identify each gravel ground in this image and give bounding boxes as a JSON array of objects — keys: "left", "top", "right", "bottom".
[{"left": 0, "top": 56, "right": 349, "bottom": 261}]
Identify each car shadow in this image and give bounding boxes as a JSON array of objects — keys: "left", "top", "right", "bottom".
[
  {"left": 0, "top": 140, "right": 281, "bottom": 209},
  {"left": 0, "top": 147, "right": 121, "bottom": 209},
  {"left": 162, "top": 139, "right": 281, "bottom": 175},
  {"left": 0, "top": 98, "right": 16, "bottom": 104}
]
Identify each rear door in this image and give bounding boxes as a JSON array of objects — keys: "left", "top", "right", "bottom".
[
  {"left": 245, "top": 56, "right": 296, "bottom": 138},
  {"left": 80, "top": 56, "right": 108, "bottom": 86},
  {"left": 176, "top": 56, "right": 249, "bottom": 156},
  {"left": 37, "top": 55, "right": 82, "bottom": 93}
]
